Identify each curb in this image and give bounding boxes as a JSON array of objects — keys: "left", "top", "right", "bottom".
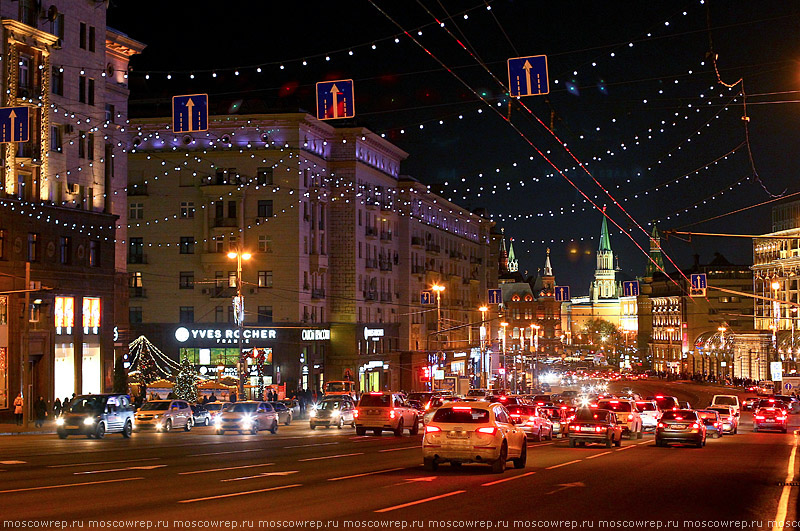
[{"left": 0, "top": 430, "right": 56, "bottom": 436}]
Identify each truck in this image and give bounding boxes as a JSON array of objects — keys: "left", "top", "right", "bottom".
[{"left": 777, "top": 376, "right": 800, "bottom": 396}]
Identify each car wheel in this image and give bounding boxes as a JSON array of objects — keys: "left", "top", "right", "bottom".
[
  {"left": 753, "top": 427, "right": 758, "bottom": 433},
  {"left": 122, "top": 420, "right": 133, "bottom": 439},
  {"left": 637, "top": 427, "right": 643, "bottom": 439},
  {"left": 410, "top": 416, "right": 420, "bottom": 435},
  {"left": 337, "top": 417, "right": 344, "bottom": 429},
  {"left": 393, "top": 419, "right": 404, "bottom": 437},
  {"left": 605, "top": 436, "right": 613, "bottom": 448},
  {"left": 783, "top": 428, "right": 788, "bottom": 434},
  {"left": 270, "top": 421, "right": 278, "bottom": 434},
  {"left": 285, "top": 416, "right": 291, "bottom": 426},
  {"left": 204, "top": 417, "right": 210, "bottom": 426},
  {"left": 569, "top": 438, "right": 576, "bottom": 448},
  {"left": 512, "top": 443, "right": 527, "bottom": 469},
  {"left": 95, "top": 422, "right": 106, "bottom": 439},
  {"left": 164, "top": 420, "right": 172, "bottom": 432},
  {"left": 491, "top": 442, "right": 508, "bottom": 473},
  {"left": 655, "top": 438, "right": 662, "bottom": 447},
  {"left": 535, "top": 428, "right": 542, "bottom": 442},
  {"left": 628, "top": 430, "right": 636, "bottom": 440},
  {"left": 251, "top": 425, "right": 258, "bottom": 435},
  {"left": 310, "top": 424, "right": 316, "bottom": 430},
  {"left": 184, "top": 419, "right": 193, "bottom": 432},
  {"left": 614, "top": 436, "right": 622, "bottom": 448},
  {"left": 356, "top": 427, "right": 366, "bottom": 435},
  {"left": 373, "top": 428, "right": 383, "bottom": 436},
  {"left": 546, "top": 428, "right": 553, "bottom": 441},
  {"left": 423, "top": 457, "right": 438, "bottom": 471},
  {"left": 57, "top": 430, "right": 67, "bottom": 439},
  {"left": 695, "top": 440, "right": 703, "bottom": 448},
  {"left": 733, "top": 427, "right": 738, "bottom": 435},
  {"left": 216, "top": 430, "right": 224, "bottom": 435}
]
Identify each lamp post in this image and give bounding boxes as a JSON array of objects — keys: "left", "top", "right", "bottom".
[
  {"left": 792, "top": 307, "right": 798, "bottom": 371},
  {"left": 500, "top": 321, "right": 509, "bottom": 391},
  {"left": 228, "top": 249, "right": 252, "bottom": 400},
  {"left": 479, "top": 305, "right": 489, "bottom": 389},
  {"left": 431, "top": 284, "right": 445, "bottom": 392},
  {"left": 665, "top": 327, "right": 675, "bottom": 375},
  {"left": 531, "top": 323, "right": 540, "bottom": 391},
  {"left": 717, "top": 326, "right": 726, "bottom": 380}
]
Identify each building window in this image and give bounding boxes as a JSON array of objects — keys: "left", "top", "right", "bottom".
[
  {"left": 256, "top": 167, "right": 273, "bottom": 185},
  {"left": 180, "top": 201, "right": 194, "bottom": 218},
  {"left": 78, "top": 76, "right": 86, "bottom": 103},
  {"left": 89, "top": 241, "right": 99, "bottom": 267},
  {"left": 227, "top": 200, "right": 236, "bottom": 219},
  {"left": 129, "top": 306, "right": 142, "bottom": 324},
  {"left": 215, "top": 201, "right": 224, "bottom": 218},
  {"left": 87, "top": 132, "right": 94, "bottom": 159},
  {"left": 129, "top": 237, "right": 144, "bottom": 263},
  {"left": 129, "top": 203, "right": 143, "bottom": 220},
  {"left": 179, "top": 271, "right": 194, "bottom": 289},
  {"left": 130, "top": 271, "right": 143, "bottom": 288},
  {"left": 0, "top": 229, "right": 5, "bottom": 259},
  {"left": 49, "top": 12, "right": 64, "bottom": 41},
  {"left": 258, "top": 306, "right": 273, "bottom": 324},
  {"left": 228, "top": 271, "right": 237, "bottom": 288},
  {"left": 18, "top": 55, "right": 32, "bottom": 96},
  {"left": 258, "top": 235, "right": 272, "bottom": 253},
  {"left": 105, "top": 103, "right": 115, "bottom": 123},
  {"left": 214, "top": 236, "right": 224, "bottom": 253},
  {"left": 88, "top": 26, "right": 95, "bottom": 52},
  {"left": 257, "top": 200, "right": 273, "bottom": 218},
  {"left": 228, "top": 235, "right": 238, "bottom": 252},
  {"left": 27, "top": 233, "right": 38, "bottom": 262},
  {"left": 87, "top": 79, "right": 95, "bottom": 106},
  {"left": 179, "top": 237, "right": 195, "bottom": 254},
  {"left": 258, "top": 271, "right": 273, "bottom": 288},
  {"left": 51, "top": 67, "right": 64, "bottom": 96},
  {"left": 50, "top": 125, "right": 62, "bottom": 152},
  {"left": 179, "top": 306, "right": 194, "bottom": 323},
  {"left": 79, "top": 22, "right": 87, "bottom": 49},
  {"left": 227, "top": 306, "right": 235, "bottom": 324},
  {"left": 59, "top": 236, "right": 71, "bottom": 265},
  {"left": 214, "top": 306, "right": 224, "bottom": 323},
  {"left": 78, "top": 131, "right": 86, "bottom": 158}
]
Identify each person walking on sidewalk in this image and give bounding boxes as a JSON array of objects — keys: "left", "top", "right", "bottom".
[
  {"left": 13, "top": 393, "right": 23, "bottom": 425},
  {"left": 33, "top": 396, "right": 47, "bottom": 428},
  {"left": 53, "top": 397, "right": 62, "bottom": 418}
]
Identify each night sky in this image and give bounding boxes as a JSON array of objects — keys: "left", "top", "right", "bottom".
[{"left": 107, "top": 1, "right": 800, "bottom": 293}]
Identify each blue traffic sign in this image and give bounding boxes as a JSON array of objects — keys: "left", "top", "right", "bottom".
[
  {"left": 554, "top": 286, "right": 570, "bottom": 302},
  {"left": 691, "top": 274, "right": 707, "bottom": 290},
  {"left": 623, "top": 281, "right": 640, "bottom": 298},
  {"left": 0, "top": 106, "right": 29, "bottom": 143},
  {"left": 488, "top": 288, "right": 502, "bottom": 305},
  {"left": 316, "top": 79, "right": 355, "bottom": 120},
  {"left": 507, "top": 55, "right": 549, "bottom": 98},
  {"left": 421, "top": 290, "right": 433, "bottom": 305},
  {"left": 172, "top": 94, "right": 208, "bottom": 134}
]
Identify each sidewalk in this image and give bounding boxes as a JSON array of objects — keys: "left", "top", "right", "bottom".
[{"left": 0, "top": 420, "right": 56, "bottom": 436}]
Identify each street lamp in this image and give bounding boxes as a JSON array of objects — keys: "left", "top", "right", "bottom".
[
  {"left": 431, "top": 284, "right": 445, "bottom": 392},
  {"left": 717, "top": 326, "right": 726, "bottom": 380},
  {"left": 479, "top": 305, "right": 489, "bottom": 389},
  {"left": 665, "top": 327, "right": 675, "bottom": 375},
  {"left": 531, "top": 323, "right": 540, "bottom": 391},
  {"left": 500, "top": 321, "right": 509, "bottom": 391},
  {"left": 228, "top": 249, "right": 252, "bottom": 399}
]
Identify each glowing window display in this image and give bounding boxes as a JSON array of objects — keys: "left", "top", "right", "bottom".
[
  {"left": 82, "top": 297, "right": 101, "bottom": 334},
  {"left": 81, "top": 342, "right": 101, "bottom": 395},
  {"left": 54, "top": 342, "right": 75, "bottom": 400},
  {"left": 55, "top": 296, "right": 74, "bottom": 334},
  {"left": 0, "top": 347, "right": 7, "bottom": 409}
]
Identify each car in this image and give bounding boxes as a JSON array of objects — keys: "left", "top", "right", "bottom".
[
  {"left": 696, "top": 410, "right": 724, "bottom": 439},
  {"left": 466, "top": 389, "right": 490, "bottom": 398},
  {"left": 56, "top": 394, "right": 134, "bottom": 439},
  {"left": 407, "top": 392, "right": 438, "bottom": 409},
  {"left": 215, "top": 401, "right": 278, "bottom": 434},
  {"left": 281, "top": 399, "right": 301, "bottom": 418},
  {"left": 753, "top": 407, "right": 789, "bottom": 433},
  {"left": 567, "top": 408, "right": 623, "bottom": 448},
  {"left": 487, "top": 395, "right": 529, "bottom": 406},
  {"left": 635, "top": 400, "right": 660, "bottom": 432},
  {"left": 757, "top": 398, "right": 789, "bottom": 415},
  {"left": 506, "top": 404, "right": 552, "bottom": 441},
  {"left": 710, "top": 395, "right": 740, "bottom": 415},
  {"left": 530, "top": 395, "right": 552, "bottom": 406},
  {"left": 204, "top": 401, "right": 231, "bottom": 423},
  {"left": 773, "top": 395, "right": 800, "bottom": 414},
  {"left": 656, "top": 409, "right": 706, "bottom": 448},
  {"left": 707, "top": 406, "right": 738, "bottom": 434},
  {"left": 538, "top": 406, "right": 570, "bottom": 438},
  {"left": 422, "top": 402, "right": 527, "bottom": 473},
  {"left": 310, "top": 398, "right": 355, "bottom": 429},
  {"left": 742, "top": 397, "right": 759, "bottom": 411},
  {"left": 652, "top": 395, "right": 680, "bottom": 412},
  {"left": 135, "top": 400, "right": 193, "bottom": 432},
  {"left": 596, "top": 398, "right": 643, "bottom": 439},
  {"left": 190, "top": 404, "right": 211, "bottom": 426},
  {"left": 422, "top": 397, "right": 463, "bottom": 425},
  {"left": 354, "top": 392, "right": 419, "bottom": 436},
  {"left": 270, "top": 401, "right": 293, "bottom": 425}
]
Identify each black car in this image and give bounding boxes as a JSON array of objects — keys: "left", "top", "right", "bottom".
[
  {"left": 655, "top": 410, "right": 706, "bottom": 448},
  {"left": 567, "top": 408, "right": 623, "bottom": 448},
  {"left": 56, "top": 394, "right": 134, "bottom": 439},
  {"left": 190, "top": 404, "right": 211, "bottom": 426}
]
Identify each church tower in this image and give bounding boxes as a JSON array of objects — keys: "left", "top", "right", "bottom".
[
  {"left": 646, "top": 224, "right": 665, "bottom": 277},
  {"left": 541, "top": 248, "right": 555, "bottom": 293},
  {"left": 507, "top": 239, "right": 519, "bottom": 273},
  {"left": 592, "top": 209, "right": 618, "bottom": 301}
]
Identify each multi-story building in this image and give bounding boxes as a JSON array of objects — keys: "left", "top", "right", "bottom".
[
  {"left": 0, "top": 1, "right": 143, "bottom": 421},
  {"left": 127, "top": 113, "right": 494, "bottom": 395}
]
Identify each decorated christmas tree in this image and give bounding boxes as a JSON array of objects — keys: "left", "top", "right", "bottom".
[
  {"left": 138, "top": 343, "right": 159, "bottom": 384},
  {"left": 174, "top": 355, "right": 198, "bottom": 403}
]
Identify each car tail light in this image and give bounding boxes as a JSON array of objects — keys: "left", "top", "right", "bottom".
[
  {"left": 777, "top": 416, "right": 786, "bottom": 421},
  {"left": 755, "top": 415, "right": 765, "bottom": 420},
  {"left": 610, "top": 400, "right": 619, "bottom": 404},
  {"left": 595, "top": 426, "right": 604, "bottom": 433},
  {"left": 672, "top": 407, "right": 678, "bottom": 411},
  {"left": 657, "top": 422, "right": 665, "bottom": 428},
  {"left": 627, "top": 414, "right": 634, "bottom": 421},
  {"left": 570, "top": 424, "right": 578, "bottom": 430},
  {"left": 369, "top": 392, "right": 383, "bottom": 396},
  {"left": 510, "top": 413, "right": 521, "bottom": 418},
  {"left": 590, "top": 404, "right": 598, "bottom": 408},
  {"left": 476, "top": 427, "right": 497, "bottom": 435},
  {"left": 425, "top": 425, "right": 441, "bottom": 433},
  {"left": 529, "top": 416, "right": 537, "bottom": 422},
  {"left": 691, "top": 423, "right": 700, "bottom": 429},
  {"left": 389, "top": 409, "right": 396, "bottom": 419},
  {"left": 656, "top": 395, "right": 664, "bottom": 399},
  {"left": 452, "top": 406, "right": 471, "bottom": 411},
  {"left": 353, "top": 409, "right": 359, "bottom": 418},
  {"left": 424, "top": 402, "right": 430, "bottom": 410}
]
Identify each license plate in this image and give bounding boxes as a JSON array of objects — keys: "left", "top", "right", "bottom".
[
  {"left": 368, "top": 409, "right": 380, "bottom": 415},
  {"left": 581, "top": 426, "right": 594, "bottom": 432},
  {"left": 669, "top": 424, "right": 688, "bottom": 430},
  {"left": 766, "top": 419, "right": 775, "bottom": 423},
  {"left": 448, "top": 431, "right": 469, "bottom": 438}
]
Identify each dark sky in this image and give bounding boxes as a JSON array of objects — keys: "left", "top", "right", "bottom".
[{"left": 107, "top": 1, "right": 800, "bottom": 293}]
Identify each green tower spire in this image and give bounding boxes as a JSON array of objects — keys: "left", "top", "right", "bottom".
[{"left": 599, "top": 208, "right": 612, "bottom": 252}]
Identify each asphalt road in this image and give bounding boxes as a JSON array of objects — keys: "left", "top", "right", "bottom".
[{"left": 0, "top": 381, "right": 796, "bottom": 531}]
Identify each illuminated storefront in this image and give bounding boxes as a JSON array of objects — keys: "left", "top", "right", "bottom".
[
  {"left": 0, "top": 295, "right": 7, "bottom": 409},
  {"left": 54, "top": 296, "right": 76, "bottom": 400}
]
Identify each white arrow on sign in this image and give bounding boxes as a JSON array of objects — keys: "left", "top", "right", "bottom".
[
  {"left": 330, "top": 84, "right": 341, "bottom": 119},
  {"left": 546, "top": 481, "right": 585, "bottom": 495},
  {"left": 75, "top": 464, "right": 166, "bottom": 475},
  {"left": 185, "top": 98, "right": 195, "bottom": 132},
  {"left": 522, "top": 60, "right": 533, "bottom": 96},
  {"left": 9, "top": 110, "right": 17, "bottom": 140}
]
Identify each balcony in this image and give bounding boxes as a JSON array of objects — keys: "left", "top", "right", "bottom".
[
  {"left": 365, "top": 258, "right": 377, "bottom": 270},
  {"left": 129, "top": 287, "right": 146, "bottom": 298},
  {"left": 211, "top": 218, "right": 239, "bottom": 228},
  {"left": 311, "top": 288, "right": 326, "bottom": 300},
  {"left": 380, "top": 231, "right": 392, "bottom": 241},
  {"left": 309, "top": 252, "right": 328, "bottom": 271},
  {"left": 412, "top": 265, "right": 425, "bottom": 275},
  {"left": 128, "top": 183, "right": 148, "bottom": 196},
  {"left": 411, "top": 236, "right": 424, "bottom": 247},
  {"left": 380, "top": 292, "right": 392, "bottom": 302},
  {"left": 127, "top": 254, "right": 147, "bottom": 264},
  {"left": 365, "top": 226, "right": 378, "bottom": 238},
  {"left": 364, "top": 291, "right": 377, "bottom": 302},
  {"left": 425, "top": 243, "right": 440, "bottom": 254},
  {"left": 379, "top": 260, "right": 392, "bottom": 272}
]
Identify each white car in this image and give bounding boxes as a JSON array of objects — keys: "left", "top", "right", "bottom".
[
  {"left": 710, "top": 395, "right": 740, "bottom": 416},
  {"left": 596, "top": 398, "right": 643, "bottom": 439},
  {"left": 422, "top": 402, "right": 527, "bottom": 473},
  {"left": 135, "top": 400, "right": 193, "bottom": 432},
  {"left": 635, "top": 400, "right": 660, "bottom": 432},
  {"left": 215, "top": 401, "right": 279, "bottom": 435},
  {"left": 354, "top": 392, "right": 419, "bottom": 436}
]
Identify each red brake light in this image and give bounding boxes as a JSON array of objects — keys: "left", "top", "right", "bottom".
[
  {"left": 560, "top": 406, "right": 567, "bottom": 410},
  {"left": 590, "top": 404, "right": 598, "bottom": 408},
  {"left": 452, "top": 406, "right": 471, "bottom": 411},
  {"left": 692, "top": 423, "right": 700, "bottom": 429},
  {"left": 755, "top": 415, "right": 765, "bottom": 420},
  {"left": 510, "top": 413, "right": 521, "bottom": 418},
  {"left": 656, "top": 395, "right": 664, "bottom": 399},
  {"left": 476, "top": 427, "right": 497, "bottom": 435},
  {"left": 657, "top": 422, "right": 665, "bottom": 428},
  {"left": 499, "top": 396, "right": 507, "bottom": 401},
  {"left": 627, "top": 414, "right": 634, "bottom": 421},
  {"left": 425, "top": 425, "right": 441, "bottom": 433},
  {"left": 369, "top": 392, "right": 383, "bottom": 395},
  {"left": 610, "top": 400, "right": 619, "bottom": 404},
  {"left": 354, "top": 409, "right": 359, "bottom": 418},
  {"left": 389, "top": 409, "right": 396, "bottom": 419},
  {"left": 777, "top": 416, "right": 786, "bottom": 421},
  {"left": 594, "top": 426, "right": 604, "bottom": 433}
]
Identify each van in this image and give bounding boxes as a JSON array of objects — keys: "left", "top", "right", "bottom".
[{"left": 710, "top": 395, "right": 740, "bottom": 415}]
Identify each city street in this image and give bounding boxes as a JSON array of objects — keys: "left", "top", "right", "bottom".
[{"left": 0, "top": 382, "right": 796, "bottom": 527}]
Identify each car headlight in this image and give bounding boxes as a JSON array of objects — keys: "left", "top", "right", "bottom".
[
  {"left": 155, "top": 422, "right": 163, "bottom": 430},
  {"left": 309, "top": 409, "right": 317, "bottom": 418},
  {"left": 331, "top": 410, "right": 340, "bottom": 418},
  {"left": 241, "top": 416, "right": 252, "bottom": 429},
  {"left": 83, "top": 417, "right": 95, "bottom": 425},
  {"left": 56, "top": 417, "right": 65, "bottom": 426},
  {"left": 214, "top": 417, "right": 222, "bottom": 427}
]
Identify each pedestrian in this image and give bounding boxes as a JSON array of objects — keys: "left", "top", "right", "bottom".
[
  {"left": 209, "top": 393, "right": 217, "bottom": 403},
  {"left": 230, "top": 391, "right": 237, "bottom": 403},
  {"left": 63, "top": 396, "right": 71, "bottom": 412},
  {"left": 13, "top": 393, "right": 23, "bottom": 426},
  {"left": 33, "top": 396, "right": 47, "bottom": 428},
  {"left": 53, "top": 398, "right": 62, "bottom": 418}
]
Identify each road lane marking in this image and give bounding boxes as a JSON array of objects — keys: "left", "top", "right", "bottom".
[
  {"left": 545, "top": 459, "right": 582, "bottom": 470},
  {"left": 615, "top": 445, "right": 635, "bottom": 452},
  {"left": 379, "top": 446, "right": 418, "bottom": 452},
  {"left": 636, "top": 441, "right": 650, "bottom": 445},
  {"left": 375, "top": 490, "right": 466, "bottom": 513},
  {"left": 298, "top": 452, "right": 364, "bottom": 462},
  {"left": 75, "top": 465, "right": 166, "bottom": 475},
  {"left": 178, "top": 483, "right": 301, "bottom": 503},
  {"left": 222, "top": 471, "right": 299, "bottom": 482},
  {"left": 180, "top": 463, "right": 275, "bottom": 476},
  {"left": 481, "top": 471, "right": 536, "bottom": 486},
  {"left": 585, "top": 451, "right": 612, "bottom": 460},
  {"left": 48, "top": 458, "right": 161, "bottom": 469},
  {"left": 0, "top": 460, "right": 26, "bottom": 464},
  {"left": 189, "top": 449, "right": 263, "bottom": 457},
  {"left": 328, "top": 467, "right": 406, "bottom": 481},
  {"left": 529, "top": 442, "right": 555, "bottom": 447},
  {"left": 0, "top": 477, "right": 143, "bottom": 494},
  {"left": 283, "top": 442, "right": 339, "bottom": 449},
  {"left": 775, "top": 430, "right": 799, "bottom": 525}
]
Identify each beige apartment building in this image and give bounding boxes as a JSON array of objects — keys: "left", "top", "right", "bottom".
[{"left": 127, "top": 113, "right": 494, "bottom": 395}]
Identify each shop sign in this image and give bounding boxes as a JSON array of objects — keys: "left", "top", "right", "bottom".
[
  {"left": 174, "top": 326, "right": 277, "bottom": 345},
  {"left": 364, "top": 327, "right": 384, "bottom": 341},
  {"left": 197, "top": 365, "right": 265, "bottom": 378},
  {"left": 302, "top": 329, "right": 331, "bottom": 341}
]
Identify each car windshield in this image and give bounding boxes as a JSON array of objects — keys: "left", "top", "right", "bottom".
[
  {"left": 270, "top": 403, "right": 286, "bottom": 410},
  {"left": 598, "top": 401, "right": 632, "bottom": 412},
  {"left": 636, "top": 402, "right": 657, "bottom": 412},
  {"left": 140, "top": 401, "right": 170, "bottom": 411},
  {"left": 654, "top": 397, "right": 678, "bottom": 410},
  {"left": 533, "top": 395, "right": 551, "bottom": 402},
  {"left": 661, "top": 410, "right": 697, "bottom": 421},
  {"left": 708, "top": 408, "right": 730, "bottom": 417},
  {"left": 575, "top": 409, "right": 610, "bottom": 422},
  {"left": 408, "top": 393, "right": 433, "bottom": 403},
  {"left": 230, "top": 403, "right": 258, "bottom": 413},
  {"left": 697, "top": 411, "right": 718, "bottom": 420},
  {"left": 70, "top": 396, "right": 105, "bottom": 413},
  {"left": 359, "top": 394, "right": 391, "bottom": 407},
  {"left": 713, "top": 396, "right": 738, "bottom": 406},
  {"left": 205, "top": 403, "right": 226, "bottom": 411},
  {"left": 326, "top": 382, "right": 350, "bottom": 393},
  {"left": 318, "top": 401, "right": 343, "bottom": 410},
  {"left": 540, "top": 409, "right": 562, "bottom": 419},
  {"left": 431, "top": 407, "right": 490, "bottom": 423},
  {"left": 505, "top": 406, "right": 529, "bottom": 415}
]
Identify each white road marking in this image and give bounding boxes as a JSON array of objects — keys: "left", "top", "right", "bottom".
[
  {"left": 180, "top": 463, "right": 275, "bottom": 476},
  {"left": 378, "top": 446, "right": 418, "bottom": 452},
  {"left": 545, "top": 459, "right": 582, "bottom": 470},
  {"left": 482, "top": 471, "right": 536, "bottom": 486},
  {"left": 328, "top": 467, "right": 406, "bottom": 481},
  {"left": 298, "top": 452, "right": 364, "bottom": 462},
  {"left": 74, "top": 465, "right": 166, "bottom": 475},
  {"left": 375, "top": 490, "right": 466, "bottom": 513},
  {"left": 178, "top": 483, "right": 301, "bottom": 503},
  {"left": 529, "top": 442, "right": 555, "bottom": 447},
  {"left": 0, "top": 477, "right": 143, "bottom": 494},
  {"left": 49, "top": 458, "right": 161, "bottom": 469},
  {"left": 222, "top": 471, "right": 299, "bottom": 482},
  {"left": 775, "top": 430, "right": 799, "bottom": 525},
  {"left": 283, "top": 442, "right": 339, "bottom": 449},
  {"left": 0, "top": 460, "right": 26, "bottom": 465},
  {"left": 189, "top": 449, "right": 263, "bottom": 457},
  {"left": 615, "top": 445, "right": 635, "bottom": 451},
  {"left": 585, "top": 451, "right": 612, "bottom": 460}
]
